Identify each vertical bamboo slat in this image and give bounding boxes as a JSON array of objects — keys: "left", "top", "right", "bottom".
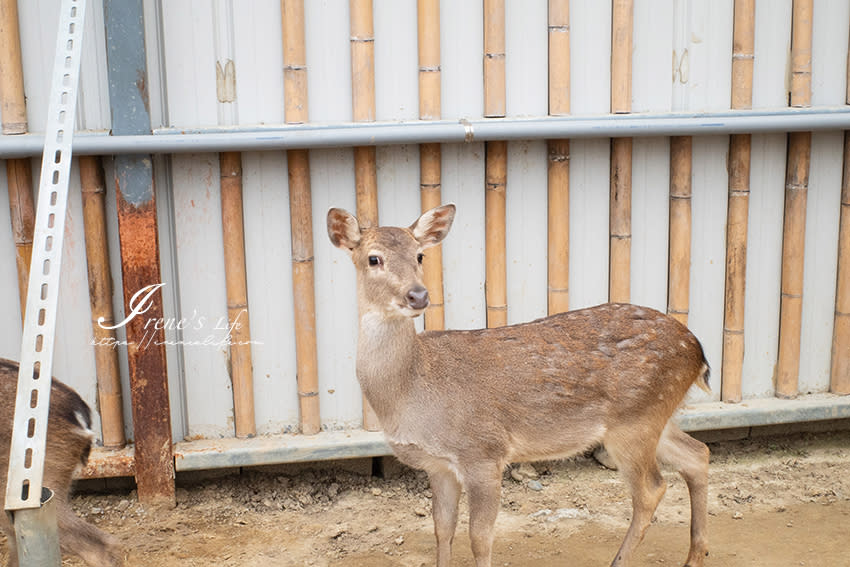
[
  {"left": 283, "top": 0, "right": 321, "bottom": 435},
  {"left": 418, "top": 0, "right": 445, "bottom": 330},
  {"left": 485, "top": 141, "right": 508, "bottom": 328},
  {"left": 5, "top": 159, "right": 34, "bottom": 319},
  {"left": 0, "top": 0, "right": 27, "bottom": 134},
  {"left": 350, "top": 0, "right": 380, "bottom": 430},
  {"left": 668, "top": 136, "right": 692, "bottom": 327},
  {"left": 220, "top": 152, "right": 256, "bottom": 438},
  {"left": 833, "top": 131, "right": 850, "bottom": 394},
  {"left": 484, "top": 0, "right": 507, "bottom": 328},
  {"left": 721, "top": 0, "right": 755, "bottom": 403},
  {"left": 548, "top": 0, "right": 570, "bottom": 315},
  {"left": 1, "top": 0, "right": 35, "bottom": 321},
  {"left": 609, "top": 0, "right": 633, "bottom": 303},
  {"left": 776, "top": 0, "right": 813, "bottom": 399},
  {"left": 80, "top": 156, "right": 126, "bottom": 449}
]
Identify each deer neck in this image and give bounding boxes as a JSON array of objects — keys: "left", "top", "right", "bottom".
[{"left": 356, "top": 311, "right": 420, "bottom": 420}]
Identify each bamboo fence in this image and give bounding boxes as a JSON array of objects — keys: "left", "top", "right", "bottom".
[
  {"left": 219, "top": 151, "right": 256, "bottom": 438},
  {"left": 350, "top": 0, "right": 380, "bottom": 430},
  {"left": 547, "top": 0, "right": 570, "bottom": 315},
  {"left": 283, "top": 0, "right": 321, "bottom": 435},
  {"left": 776, "top": 0, "right": 813, "bottom": 399},
  {"left": 484, "top": 0, "right": 507, "bottom": 328},
  {"left": 80, "top": 156, "right": 126, "bottom": 448},
  {"left": 609, "top": 0, "right": 633, "bottom": 303},
  {"left": 1, "top": 0, "right": 35, "bottom": 321},
  {"left": 721, "top": 0, "right": 755, "bottom": 403},
  {"left": 834, "top": 131, "right": 850, "bottom": 394},
  {"left": 667, "top": 136, "right": 692, "bottom": 326},
  {"left": 418, "top": 0, "right": 446, "bottom": 331}
]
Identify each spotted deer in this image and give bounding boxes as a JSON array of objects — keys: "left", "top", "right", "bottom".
[
  {"left": 0, "top": 358, "right": 122, "bottom": 566},
  {"left": 327, "top": 204, "right": 710, "bottom": 567}
]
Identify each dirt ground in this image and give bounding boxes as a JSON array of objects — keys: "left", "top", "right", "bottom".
[{"left": 3, "top": 429, "right": 850, "bottom": 566}]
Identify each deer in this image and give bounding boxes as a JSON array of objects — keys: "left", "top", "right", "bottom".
[
  {"left": 0, "top": 358, "right": 122, "bottom": 566},
  {"left": 327, "top": 204, "right": 711, "bottom": 567}
]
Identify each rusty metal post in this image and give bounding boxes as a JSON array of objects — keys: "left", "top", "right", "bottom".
[{"left": 103, "top": 0, "right": 175, "bottom": 507}]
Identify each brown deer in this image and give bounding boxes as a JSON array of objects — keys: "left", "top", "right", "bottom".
[
  {"left": 328, "top": 204, "right": 711, "bottom": 567},
  {"left": 0, "top": 358, "right": 122, "bottom": 566}
]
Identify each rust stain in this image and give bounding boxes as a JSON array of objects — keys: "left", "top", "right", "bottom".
[{"left": 79, "top": 446, "right": 136, "bottom": 479}]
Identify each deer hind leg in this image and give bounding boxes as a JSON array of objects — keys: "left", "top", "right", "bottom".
[
  {"left": 604, "top": 430, "right": 668, "bottom": 567},
  {"left": 57, "top": 502, "right": 123, "bottom": 566},
  {"left": 656, "top": 423, "right": 710, "bottom": 567},
  {"left": 429, "top": 468, "right": 462, "bottom": 567},
  {"left": 464, "top": 464, "right": 503, "bottom": 567}
]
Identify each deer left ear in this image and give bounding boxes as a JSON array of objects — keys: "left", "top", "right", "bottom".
[
  {"left": 411, "top": 204, "right": 456, "bottom": 248},
  {"left": 327, "top": 208, "right": 362, "bottom": 252}
]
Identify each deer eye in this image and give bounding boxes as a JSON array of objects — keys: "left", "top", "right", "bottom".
[
  {"left": 417, "top": 253, "right": 425, "bottom": 265},
  {"left": 368, "top": 255, "right": 383, "bottom": 267}
]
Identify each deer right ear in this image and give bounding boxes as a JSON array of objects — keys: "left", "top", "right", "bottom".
[
  {"left": 327, "top": 208, "right": 362, "bottom": 251},
  {"left": 411, "top": 204, "right": 456, "bottom": 248}
]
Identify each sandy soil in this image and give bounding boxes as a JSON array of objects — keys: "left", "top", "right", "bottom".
[{"left": 3, "top": 429, "right": 849, "bottom": 566}]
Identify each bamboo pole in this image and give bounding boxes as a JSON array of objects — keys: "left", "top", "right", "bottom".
[
  {"left": 485, "top": 140, "right": 507, "bottom": 328},
  {"left": 609, "top": 0, "right": 633, "bottom": 303},
  {"left": 283, "top": 0, "right": 321, "bottom": 435},
  {"left": 1, "top": 0, "right": 35, "bottom": 321},
  {"left": 833, "top": 131, "right": 850, "bottom": 394},
  {"left": 776, "top": 0, "right": 813, "bottom": 399},
  {"left": 219, "top": 152, "right": 256, "bottom": 438},
  {"left": 419, "top": 0, "right": 445, "bottom": 330},
  {"left": 668, "top": 136, "right": 692, "bottom": 327},
  {"left": 548, "top": 0, "right": 570, "bottom": 315},
  {"left": 484, "top": 0, "right": 507, "bottom": 328},
  {"left": 79, "top": 156, "right": 126, "bottom": 449},
  {"left": 0, "top": 0, "right": 27, "bottom": 135},
  {"left": 721, "top": 0, "right": 755, "bottom": 403},
  {"left": 349, "top": 0, "right": 380, "bottom": 430}
]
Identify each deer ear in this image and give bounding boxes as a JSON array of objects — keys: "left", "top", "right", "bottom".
[
  {"left": 411, "top": 204, "right": 455, "bottom": 248},
  {"left": 327, "top": 208, "right": 361, "bottom": 251}
]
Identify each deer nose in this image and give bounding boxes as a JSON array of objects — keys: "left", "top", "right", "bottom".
[{"left": 406, "top": 286, "right": 429, "bottom": 310}]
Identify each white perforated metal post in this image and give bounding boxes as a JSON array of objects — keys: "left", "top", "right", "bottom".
[{"left": 5, "top": 1, "right": 87, "bottom": 563}]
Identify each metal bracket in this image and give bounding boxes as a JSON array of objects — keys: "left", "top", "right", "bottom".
[{"left": 5, "top": 0, "right": 87, "bottom": 516}]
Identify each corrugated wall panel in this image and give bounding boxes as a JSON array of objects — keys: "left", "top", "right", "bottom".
[
  {"left": 232, "top": 1, "right": 285, "bottom": 126},
  {"left": 374, "top": 0, "right": 418, "bottom": 121},
  {"left": 441, "top": 0, "right": 484, "bottom": 119}
]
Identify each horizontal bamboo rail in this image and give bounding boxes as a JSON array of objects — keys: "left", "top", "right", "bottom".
[
  {"left": 283, "top": 0, "right": 321, "bottom": 435},
  {"left": 722, "top": 0, "right": 756, "bottom": 403},
  {"left": 548, "top": 0, "right": 570, "bottom": 315},
  {"left": 80, "top": 156, "right": 126, "bottom": 449},
  {"left": 668, "top": 135, "right": 692, "bottom": 327}
]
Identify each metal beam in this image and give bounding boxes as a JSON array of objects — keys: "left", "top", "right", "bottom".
[
  {"left": 1, "top": 107, "right": 850, "bottom": 158},
  {"left": 103, "top": 0, "right": 175, "bottom": 507}
]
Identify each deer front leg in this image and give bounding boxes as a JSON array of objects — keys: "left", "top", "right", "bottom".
[
  {"left": 430, "top": 469, "right": 462, "bottom": 567},
  {"left": 465, "top": 466, "right": 503, "bottom": 567}
]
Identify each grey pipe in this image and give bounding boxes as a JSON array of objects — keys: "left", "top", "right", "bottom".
[{"left": 1, "top": 106, "right": 849, "bottom": 158}]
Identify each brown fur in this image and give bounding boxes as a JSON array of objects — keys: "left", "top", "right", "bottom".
[
  {"left": 0, "top": 358, "right": 122, "bottom": 566},
  {"left": 328, "top": 204, "right": 710, "bottom": 567}
]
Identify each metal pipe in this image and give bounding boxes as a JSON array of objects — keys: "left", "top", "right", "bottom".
[
  {"left": 9, "top": 487, "right": 61, "bottom": 567},
  {"left": 2, "top": 107, "right": 850, "bottom": 158}
]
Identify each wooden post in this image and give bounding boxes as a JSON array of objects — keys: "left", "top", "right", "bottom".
[
  {"left": 1, "top": 0, "right": 35, "bottom": 321},
  {"left": 548, "top": 0, "right": 570, "bottom": 315},
  {"left": 721, "top": 0, "right": 755, "bottom": 403},
  {"left": 484, "top": 0, "right": 507, "bottom": 328},
  {"left": 219, "top": 152, "right": 256, "bottom": 438},
  {"left": 609, "top": 0, "right": 633, "bottom": 303},
  {"left": 668, "top": 136, "right": 692, "bottom": 327},
  {"left": 349, "top": 0, "right": 380, "bottom": 430},
  {"left": 282, "top": 0, "right": 321, "bottom": 435},
  {"left": 833, "top": 131, "right": 850, "bottom": 394},
  {"left": 776, "top": 0, "right": 813, "bottom": 399},
  {"left": 418, "top": 0, "right": 445, "bottom": 330},
  {"left": 80, "top": 157, "right": 126, "bottom": 449}
]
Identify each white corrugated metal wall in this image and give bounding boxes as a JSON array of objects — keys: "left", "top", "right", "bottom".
[{"left": 0, "top": 0, "right": 848, "bottom": 448}]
